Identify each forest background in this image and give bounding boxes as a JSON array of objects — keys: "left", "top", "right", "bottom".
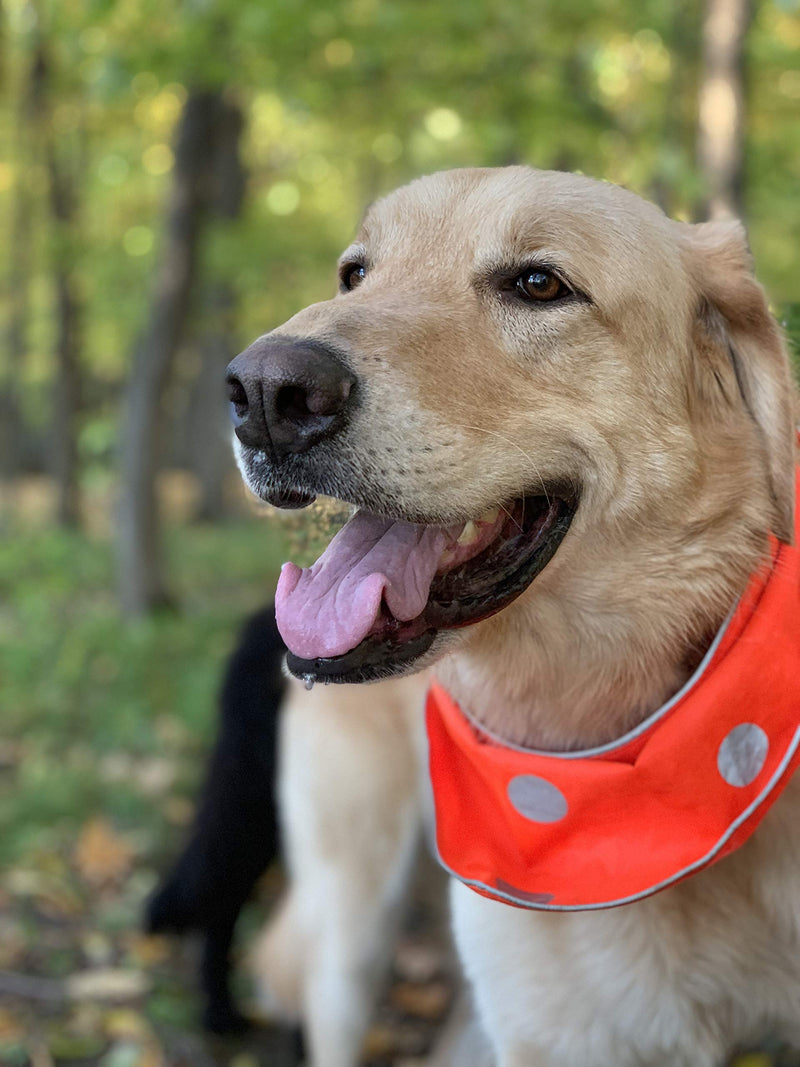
[{"left": 1, "top": 0, "right": 799, "bottom": 1064}]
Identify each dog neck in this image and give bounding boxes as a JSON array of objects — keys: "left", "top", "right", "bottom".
[{"left": 436, "top": 507, "right": 772, "bottom": 752}]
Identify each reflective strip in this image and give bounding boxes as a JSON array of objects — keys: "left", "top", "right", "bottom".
[{"left": 456, "top": 603, "right": 737, "bottom": 761}]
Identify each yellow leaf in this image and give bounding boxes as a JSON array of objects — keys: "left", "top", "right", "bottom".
[
  {"left": 74, "top": 818, "right": 134, "bottom": 886},
  {"left": 124, "top": 933, "right": 170, "bottom": 967},
  {"left": 0, "top": 1008, "right": 25, "bottom": 1042},
  {"left": 104, "top": 1009, "right": 153, "bottom": 1041},
  {"left": 390, "top": 980, "right": 450, "bottom": 1020},
  {"left": 66, "top": 968, "right": 150, "bottom": 1002}
]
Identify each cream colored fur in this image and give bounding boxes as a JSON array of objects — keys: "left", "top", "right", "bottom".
[
  {"left": 251, "top": 672, "right": 430, "bottom": 1067},
  {"left": 246, "top": 167, "right": 800, "bottom": 1066}
]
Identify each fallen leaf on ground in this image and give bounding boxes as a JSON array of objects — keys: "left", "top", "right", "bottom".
[
  {"left": 5, "top": 868, "right": 83, "bottom": 917},
  {"left": 74, "top": 819, "right": 134, "bottom": 887},
  {"left": 100, "top": 1039, "right": 161, "bottom": 1067},
  {"left": 46, "top": 1025, "right": 107, "bottom": 1061},
  {"left": 390, "top": 981, "right": 451, "bottom": 1020},
  {"left": 82, "top": 931, "right": 114, "bottom": 967},
  {"left": 229, "top": 1055, "right": 260, "bottom": 1067},
  {"left": 362, "top": 1024, "right": 399, "bottom": 1059},
  {"left": 0, "top": 1008, "right": 25, "bottom": 1042},
  {"left": 363, "top": 1021, "right": 427, "bottom": 1059},
  {"left": 66, "top": 968, "right": 150, "bottom": 1002},
  {"left": 393, "top": 940, "right": 446, "bottom": 984},
  {"left": 104, "top": 1009, "right": 154, "bottom": 1041},
  {"left": 123, "top": 933, "right": 170, "bottom": 967},
  {"left": 135, "top": 758, "right": 175, "bottom": 796}
]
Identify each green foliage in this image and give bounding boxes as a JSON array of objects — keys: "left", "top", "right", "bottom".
[
  {"left": 2, "top": 0, "right": 798, "bottom": 425},
  {"left": 0, "top": 516, "right": 290, "bottom": 869}
]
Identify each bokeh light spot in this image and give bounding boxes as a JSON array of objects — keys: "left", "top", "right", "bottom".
[
  {"left": 324, "top": 38, "right": 355, "bottom": 67},
  {"left": 424, "top": 108, "right": 462, "bottom": 141},
  {"left": 0, "top": 162, "right": 13, "bottom": 193},
  {"left": 142, "top": 144, "right": 174, "bottom": 176},
  {"left": 123, "top": 227, "right": 154, "bottom": 257},
  {"left": 150, "top": 89, "right": 184, "bottom": 129},
  {"left": 267, "top": 182, "right": 301, "bottom": 215}
]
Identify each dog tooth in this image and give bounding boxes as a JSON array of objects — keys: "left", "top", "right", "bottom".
[
  {"left": 479, "top": 506, "right": 500, "bottom": 525},
  {"left": 457, "top": 520, "right": 480, "bottom": 546}
]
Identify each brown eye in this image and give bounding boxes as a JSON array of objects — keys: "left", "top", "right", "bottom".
[
  {"left": 341, "top": 263, "right": 366, "bottom": 291},
  {"left": 516, "top": 269, "right": 568, "bottom": 302}
]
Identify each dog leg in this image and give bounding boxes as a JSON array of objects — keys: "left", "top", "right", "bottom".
[
  {"left": 252, "top": 674, "right": 426, "bottom": 1067},
  {"left": 426, "top": 987, "right": 496, "bottom": 1067},
  {"left": 199, "top": 907, "right": 249, "bottom": 1033},
  {"left": 302, "top": 863, "right": 415, "bottom": 1067},
  {"left": 251, "top": 890, "right": 305, "bottom": 1023}
]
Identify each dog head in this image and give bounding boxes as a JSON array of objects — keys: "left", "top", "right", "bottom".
[{"left": 227, "top": 167, "right": 796, "bottom": 689}]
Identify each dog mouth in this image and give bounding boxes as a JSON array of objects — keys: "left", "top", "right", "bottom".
[{"left": 275, "top": 492, "right": 576, "bottom": 683}]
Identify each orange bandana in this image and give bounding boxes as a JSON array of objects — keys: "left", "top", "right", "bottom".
[{"left": 426, "top": 473, "right": 800, "bottom": 911}]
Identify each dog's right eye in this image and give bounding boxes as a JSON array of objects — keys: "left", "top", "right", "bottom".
[
  {"left": 515, "top": 269, "right": 570, "bottom": 303},
  {"left": 340, "top": 263, "right": 367, "bottom": 291}
]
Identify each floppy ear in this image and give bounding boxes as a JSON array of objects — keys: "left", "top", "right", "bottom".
[{"left": 683, "top": 219, "right": 797, "bottom": 544}]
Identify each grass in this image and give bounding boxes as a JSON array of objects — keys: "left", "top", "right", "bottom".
[
  {"left": 0, "top": 510, "right": 303, "bottom": 1064},
  {"left": 0, "top": 515, "right": 292, "bottom": 870}
]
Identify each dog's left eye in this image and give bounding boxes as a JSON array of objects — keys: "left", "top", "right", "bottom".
[{"left": 515, "top": 269, "right": 569, "bottom": 303}]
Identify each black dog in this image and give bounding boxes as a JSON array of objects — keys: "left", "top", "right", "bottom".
[{"left": 146, "top": 604, "right": 285, "bottom": 1033}]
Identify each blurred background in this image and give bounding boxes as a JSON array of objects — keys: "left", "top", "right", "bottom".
[{"left": 1, "top": 0, "right": 799, "bottom": 1064}]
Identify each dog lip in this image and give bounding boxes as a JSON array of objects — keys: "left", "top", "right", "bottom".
[
  {"left": 286, "top": 626, "right": 439, "bottom": 683},
  {"left": 283, "top": 493, "right": 577, "bottom": 684},
  {"left": 263, "top": 487, "right": 317, "bottom": 509}
]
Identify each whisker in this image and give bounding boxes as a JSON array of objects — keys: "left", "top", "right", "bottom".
[
  {"left": 455, "top": 423, "right": 551, "bottom": 510},
  {"left": 497, "top": 501, "right": 523, "bottom": 534}
]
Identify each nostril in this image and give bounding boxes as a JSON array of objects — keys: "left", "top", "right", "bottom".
[
  {"left": 275, "top": 384, "right": 313, "bottom": 423},
  {"left": 226, "top": 376, "right": 249, "bottom": 427},
  {"left": 276, "top": 378, "right": 354, "bottom": 422}
]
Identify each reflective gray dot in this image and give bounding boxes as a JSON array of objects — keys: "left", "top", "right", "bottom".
[
  {"left": 717, "top": 723, "right": 769, "bottom": 787},
  {"left": 507, "top": 774, "right": 568, "bottom": 823}
]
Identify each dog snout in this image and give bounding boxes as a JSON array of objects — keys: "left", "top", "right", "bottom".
[{"left": 226, "top": 337, "right": 357, "bottom": 457}]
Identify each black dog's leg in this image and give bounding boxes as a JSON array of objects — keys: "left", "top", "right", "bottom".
[{"left": 200, "top": 907, "right": 249, "bottom": 1034}]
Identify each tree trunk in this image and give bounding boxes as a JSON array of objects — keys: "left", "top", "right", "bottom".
[
  {"left": 696, "top": 0, "right": 753, "bottom": 219},
  {"left": 190, "top": 283, "right": 237, "bottom": 522},
  {"left": 0, "top": 51, "right": 34, "bottom": 482},
  {"left": 117, "top": 90, "right": 219, "bottom": 616},
  {"left": 30, "top": 42, "right": 83, "bottom": 526},
  {"left": 191, "top": 97, "right": 245, "bottom": 522},
  {"left": 47, "top": 139, "right": 83, "bottom": 527}
]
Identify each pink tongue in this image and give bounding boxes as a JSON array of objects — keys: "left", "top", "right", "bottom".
[{"left": 275, "top": 510, "right": 457, "bottom": 660}]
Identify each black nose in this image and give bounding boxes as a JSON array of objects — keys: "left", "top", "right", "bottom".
[{"left": 225, "top": 337, "right": 357, "bottom": 457}]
